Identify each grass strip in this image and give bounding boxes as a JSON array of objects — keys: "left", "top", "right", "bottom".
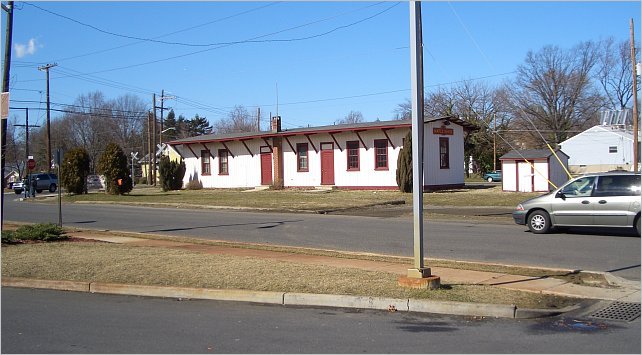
[{"left": 1, "top": 242, "right": 579, "bottom": 310}]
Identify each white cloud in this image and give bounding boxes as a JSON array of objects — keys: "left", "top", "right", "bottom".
[{"left": 14, "top": 38, "right": 38, "bottom": 58}]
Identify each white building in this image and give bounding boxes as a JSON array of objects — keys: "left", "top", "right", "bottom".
[
  {"left": 168, "top": 116, "right": 475, "bottom": 190},
  {"left": 558, "top": 125, "right": 641, "bottom": 174},
  {"left": 500, "top": 149, "right": 570, "bottom": 193}
]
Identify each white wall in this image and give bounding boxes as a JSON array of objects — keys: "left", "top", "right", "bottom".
[
  {"left": 502, "top": 161, "right": 517, "bottom": 191},
  {"left": 559, "top": 126, "right": 635, "bottom": 169},
  {"left": 283, "top": 129, "right": 405, "bottom": 188},
  {"left": 423, "top": 121, "right": 465, "bottom": 187}
]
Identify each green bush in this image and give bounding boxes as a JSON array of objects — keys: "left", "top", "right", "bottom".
[
  {"left": 61, "top": 147, "right": 91, "bottom": 194},
  {"left": 97, "top": 143, "right": 133, "bottom": 195},
  {"left": 11, "top": 223, "right": 68, "bottom": 242},
  {"left": 1, "top": 231, "right": 16, "bottom": 244},
  {"left": 159, "top": 156, "right": 186, "bottom": 191}
]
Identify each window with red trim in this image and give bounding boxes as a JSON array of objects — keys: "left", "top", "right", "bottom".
[
  {"left": 346, "top": 141, "right": 360, "bottom": 171},
  {"left": 374, "top": 139, "right": 388, "bottom": 170},
  {"left": 297, "top": 143, "right": 309, "bottom": 172},
  {"left": 201, "top": 150, "right": 211, "bottom": 175},
  {"left": 218, "top": 149, "right": 229, "bottom": 175}
]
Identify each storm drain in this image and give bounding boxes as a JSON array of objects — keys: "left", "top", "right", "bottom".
[{"left": 590, "top": 302, "right": 640, "bottom": 322}]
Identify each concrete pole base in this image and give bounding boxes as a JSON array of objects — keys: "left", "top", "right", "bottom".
[
  {"left": 399, "top": 268, "right": 441, "bottom": 290},
  {"left": 398, "top": 275, "right": 441, "bottom": 290}
]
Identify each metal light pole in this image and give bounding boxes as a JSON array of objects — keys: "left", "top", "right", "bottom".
[
  {"left": 399, "top": 1, "right": 439, "bottom": 289},
  {"left": 1, "top": 1, "right": 15, "bottom": 229}
]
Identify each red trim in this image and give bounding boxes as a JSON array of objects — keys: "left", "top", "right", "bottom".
[
  {"left": 346, "top": 140, "right": 360, "bottom": 171},
  {"left": 381, "top": 128, "right": 395, "bottom": 149},
  {"left": 354, "top": 130, "right": 367, "bottom": 150},
  {"left": 329, "top": 132, "right": 343, "bottom": 151},
  {"left": 296, "top": 143, "right": 309, "bottom": 172},
  {"left": 218, "top": 149, "right": 229, "bottom": 175},
  {"left": 186, "top": 144, "right": 197, "bottom": 158},
  {"left": 220, "top": 141, "right": 235, "bottom": 158},
  {"left": 201, "top": 150, "right": 211, "bottom": 176},
  {"left": 515, "top": 161, "right": 519, "bottom": 192},
  {"left": 284, "top": 136, "right": 295, "bottom": 152},
  {"left": 305, "top": 134, "right": 318, "bottom": 153},
  {"left": 240, "top": 139, "right": 254, "bottom": 157},
  {"left": 374, "top": 139, "right": 388, "bottom": 171}
]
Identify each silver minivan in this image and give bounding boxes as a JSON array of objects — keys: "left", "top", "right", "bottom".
[{"left": 513, "top": 172, "right": 641, "bottom": 235}]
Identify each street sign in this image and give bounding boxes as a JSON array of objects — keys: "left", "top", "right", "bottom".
[{"left": 27, "top": 158, "right": 36, "bottom": 170}]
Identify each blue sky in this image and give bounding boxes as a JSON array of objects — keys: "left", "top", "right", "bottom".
[{"left": 4, "top": 1, "right": 641, "bottom": 131}]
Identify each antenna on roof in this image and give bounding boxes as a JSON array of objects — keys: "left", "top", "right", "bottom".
[{"left": 276, "top": 82, "right": 279, "bottom": 119}]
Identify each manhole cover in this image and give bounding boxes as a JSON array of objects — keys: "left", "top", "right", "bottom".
[{"left": 590, "top": 302, "right": 640, "bottom": 322}]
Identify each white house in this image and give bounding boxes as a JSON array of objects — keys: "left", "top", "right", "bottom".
[
  {"left": 558, "top": 125, "right": 641, "bottom": 174},
  {"left": 168, "top": 116, "right": 475, "bottom": 190},
  {"left": 500, "top": 149, "right": 570, "bottom": 193}
]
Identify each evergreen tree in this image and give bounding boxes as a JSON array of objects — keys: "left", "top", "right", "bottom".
[
  {"left": 97, "top": 143, "right": 133, "bottom": 195},
  {"left": 159, "top": 155, "right": 186, "bottom": 191},
  {"left": 396, "top": 131, "right": 413, "bottom": 193},
  {"left": 163, "top": 109, "right": 178, "bottom": 141},
  {"left": 60, "top": 147, "right": 91, "bottom": 194}
]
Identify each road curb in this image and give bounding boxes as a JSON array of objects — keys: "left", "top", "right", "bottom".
[{"left": 1, "top": 277, "right": 576, "bottom": 319}]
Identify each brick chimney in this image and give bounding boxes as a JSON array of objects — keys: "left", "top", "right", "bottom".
[{"left": 271, "top": 116, "right": 282, "bottom": 132}]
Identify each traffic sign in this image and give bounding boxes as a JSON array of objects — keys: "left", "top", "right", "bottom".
[{"left": 27, "top": 158, "right": 36, "bottom": 170}]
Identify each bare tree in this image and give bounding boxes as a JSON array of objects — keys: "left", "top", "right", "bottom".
[
  {"left": 213, "top": 105, "right": 256, "bottom": 134},
  {"left": 337, "top": 110, "right": 364, "bottom": 124},
  {"left": 597, "top": 37, "right": 638, "bottom": 109},
  {"left": 108, "top": 94, "right": 147, "bottom": 150},
  {"left": 509, "top": 42, "right": 606, "bottom": 147}
]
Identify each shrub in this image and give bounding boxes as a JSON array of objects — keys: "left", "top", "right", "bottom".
[
  {"left": 396, "top": 131, "right": 413, "bottom": 193},
  {"left": 159, "top": 156, "right": 186, "bottom": 191},
  {"left": 97, "top": 143, "right": 133, "bottom": 195},
  {"left": 61, "top": 147, "right": 91, "bottom": 194},
  {"left": 1, "top": 231, "right": 16, "bottom": 244},
  {"left": 11, "top": 223, "right": 68, "bottom": 242},
  {"left": 186, "top": 179, "right": 203, "bottom": 190}
]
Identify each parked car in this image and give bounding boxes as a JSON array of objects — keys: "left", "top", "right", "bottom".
[
  {"left": 513, "top": 172, "right": 641, "bottom": 235},
  {"left": 13, "top": 173, "right": 58, "bottom": 194},
  {"left": 483, "top": 170, "right": 502, "bottom": 182}
]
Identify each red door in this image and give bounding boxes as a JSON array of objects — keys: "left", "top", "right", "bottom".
[
  {"left": 260, "top": 150, "right": 272, "bottom": 185},
  {"left": 320, "top": 143, "right": 334, "bottom": 185}
]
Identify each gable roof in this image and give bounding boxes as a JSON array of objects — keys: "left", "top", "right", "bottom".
[
  {"left": 168, "top": 116, "right": 477, "bottom": 146},
  {"left": 500, "top": 149, "right": 569, "bottom": 160}
]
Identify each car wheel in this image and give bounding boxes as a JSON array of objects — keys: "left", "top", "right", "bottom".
[
  {"left": 528, "top": 210, "right": 551, "bottom": 234},
  {"left": 49, "top": 184, "right": 57, "bottom": 193}
]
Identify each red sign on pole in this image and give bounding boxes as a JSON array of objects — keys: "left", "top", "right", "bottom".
[{"left": 27, "top": 158, "right": 36, "bottom": 170}]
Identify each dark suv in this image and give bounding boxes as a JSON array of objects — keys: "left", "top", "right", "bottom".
[{"left": 13, "top": 173, "right": 58, "bottom": 194}]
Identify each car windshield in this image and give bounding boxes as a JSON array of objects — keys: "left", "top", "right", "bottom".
[{"left": 560, "top": 176, "right": 596, "bottom": 197}]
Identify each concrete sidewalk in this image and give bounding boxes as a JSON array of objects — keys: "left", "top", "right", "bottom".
[
  {"left": 67, "top": 231, "right": 640, "bottom": 304},
  {"left": 4, "top": 230, "right": 639, "bottom": 319}
]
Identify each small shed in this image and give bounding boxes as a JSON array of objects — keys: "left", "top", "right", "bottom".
[{"left": 500, "top": 149, "right": 570, "bottom": 192}]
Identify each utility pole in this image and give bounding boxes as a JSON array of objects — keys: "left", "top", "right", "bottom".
[
  {"left": 147, "top": 111, "right": 153, "bottom": 185},
  {"left": 1, "top": 1, "right": 14, "bottom": 229},
  {"left": 157, "top": 90, "right": 175, "bottom": 148},
  {"left": 152, "top": 93, "right": 157, "bottom": 186},
  {"left": 38, "top": 63, "right": 57, "bottom": 172},
  {"left": 493, "top": 113, "right": 497, "bottom": 172},
  {"left": 630, "top": 19, "right": 639, "bottom": 172},
  {"left": 256, "top": 107, "right": 261, "bottom": 131},
  {"left": 13, "top": 108, "right": 40, "bottom": 163}
]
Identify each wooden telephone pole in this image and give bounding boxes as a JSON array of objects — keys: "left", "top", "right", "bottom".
[{"left": 38, "top": 63, "right": 58, "bottom": 172}]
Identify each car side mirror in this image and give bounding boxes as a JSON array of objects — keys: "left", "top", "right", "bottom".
[{"left": 555, "top": 191, "right": 566, "bottom": 200}]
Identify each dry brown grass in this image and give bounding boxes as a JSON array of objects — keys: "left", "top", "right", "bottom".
[{"left": 2, "top": 242, "right": 579, "bottom": 309}]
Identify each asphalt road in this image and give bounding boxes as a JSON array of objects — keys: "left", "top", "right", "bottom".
[
  {"left": 3, "top": 193, "right": 641, "bottom": 280},
  {"left": 2, "top": 288, "right": 640, "bottom": 354}
]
